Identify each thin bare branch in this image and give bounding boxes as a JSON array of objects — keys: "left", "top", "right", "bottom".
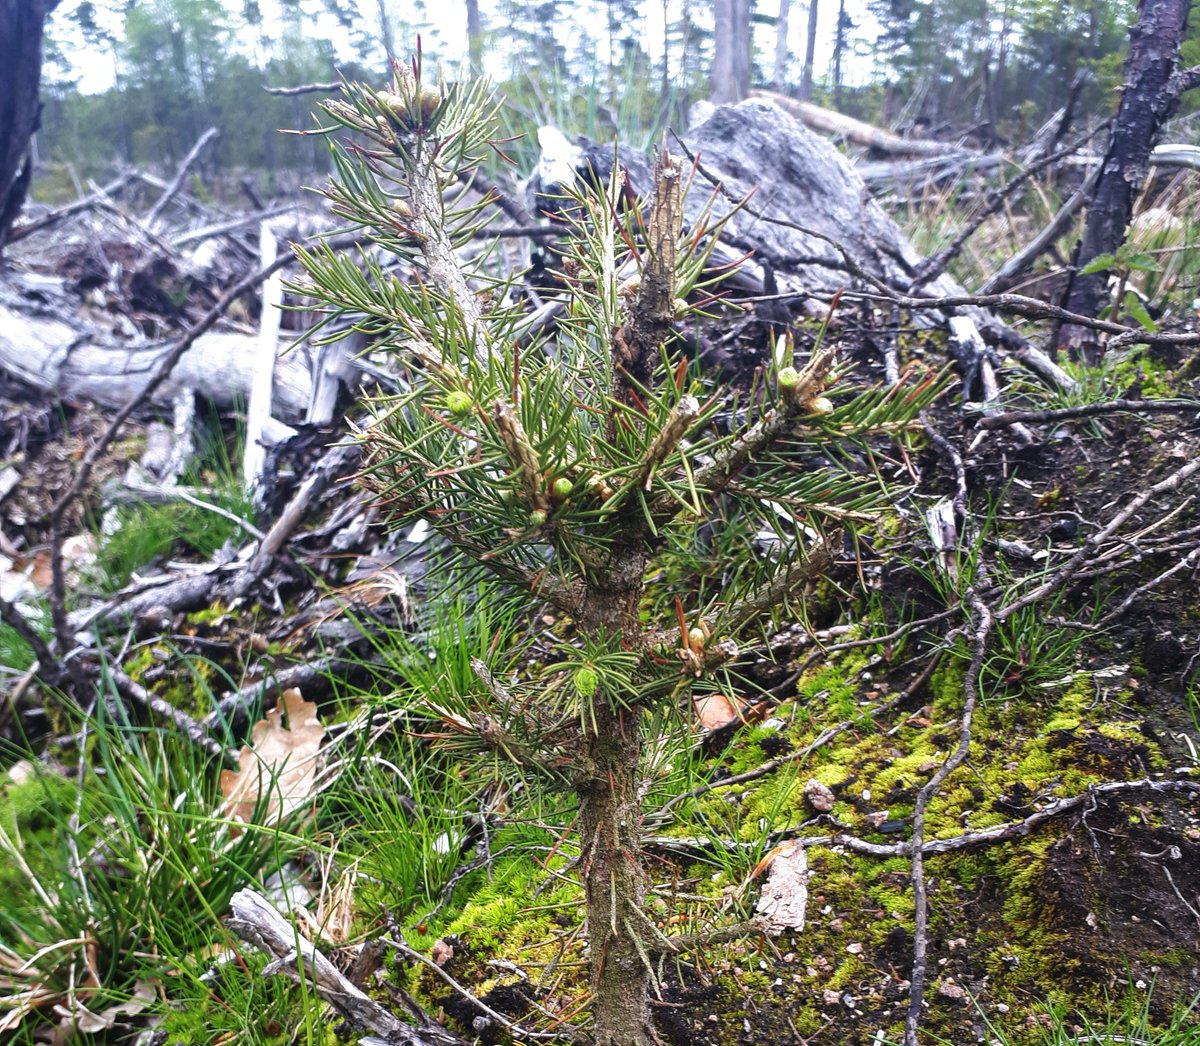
[
  {"left": 146, "top": 127, "right": 219, "bottom": 227},
  {"left": 977, "top": 398, "right": 1200, "bottom": 428}
]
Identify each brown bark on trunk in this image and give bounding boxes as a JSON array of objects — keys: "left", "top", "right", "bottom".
[
  {"left": 0, "top": 0, "right": 60, "bottom": 253},
  {"left": 579, "top": 701, "right": 653, "bottom": 1045},
  {"left": 576, "top": 148, "right": 688, "bottom": 1044},
  {"left": 575, "top": 547, "right": 655, "bottom": 1045},
  {"left": 1057, "top": 0, "right": 1190, "bottom": 361}
]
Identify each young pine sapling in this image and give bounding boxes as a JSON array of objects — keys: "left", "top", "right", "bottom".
[{"left": 298, "top": 60, "right": 940, "bottom": 1046}]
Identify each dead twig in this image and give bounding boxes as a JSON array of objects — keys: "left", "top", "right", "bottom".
[
  {"left": 43, "top": 230, "right": 363, "bottom": 660},
  {"left": 383, "top": 935, "right": 581, "bottom": 1042},
  {"left": 909, "top": 124, "right": 1109, "bottom": 292},
  {"left": 1095, "top": 543, "right": 1200, "bottom": 626},
  {"left": 5, "top": 172, "right": 136, "bottom": 244},
  {"left": 904, "top": 589, "right": 993, "bottom": 1046},
  {"left": 651, "top": 777, "right": 1200, "bottom": 861},
  {"left": 979, "top": 161, "right": 1101, "bottom": 295},
  {"left": 228, "top": 889, "right": 473, "bottom": 1045},
  {"left": 997, "top": 457, "right": 1200, "bottom": 622},
  {"left": 264, "top": 80, "right": 342, "bottom": 95},
  {"left": 977, "top": 398, "right": 1200, "bottom": 428},
  {"left": 44, "top": 246, "right": 299, "bottom": 656},
  {"left": 173, "top": 203, "right": 296, "bottom": 247},
  {"left": 146, "top": 127, "right": 219, "bottom": 228},
  {"left": 106, "top": 668, "right": 231, "bottom": 764}
]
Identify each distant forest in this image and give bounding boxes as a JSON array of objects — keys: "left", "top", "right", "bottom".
[{"left": 34, "top": 0, "right": 1200, "bottom": 195}]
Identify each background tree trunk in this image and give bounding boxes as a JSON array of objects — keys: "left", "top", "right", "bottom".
[
  {"left": 833, "top": 0, "right": 849, "bottom": 106},
  {"left": 1057, "top": 0, "right": 1191, "bottom": 361},
  {"left": 0, "top": 0, "right": 60, "bottom": 254},
  {"left": 465, "top": 0, "right": 483, "bottom": 76},
  {"left": 712, "top": 0, "right": 752, "bottom": 103},
  {"left": 774, "top": 0, "right": 791, "bottom": 91},
  {"left": 800, "top": 0, "right": 818, "bottom": 100},
  {"left": 732, "top": 0, "right": 752, "bottom": 97}
]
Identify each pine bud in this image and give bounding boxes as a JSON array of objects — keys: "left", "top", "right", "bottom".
[
  {"left": 574, "top": 667, "right": 599, "bottom": 698},
  {"left": 777, "top": 366, "right": 800, "bottom": 389},
  {"left": 551, "top": 477, "right": 574, "bottom": 501},
  {"left": 418, "top": 87, "right": 442, "bottom": 123},
  {"left": 445, "top": 390, "right": 473, "bottom": 416}
]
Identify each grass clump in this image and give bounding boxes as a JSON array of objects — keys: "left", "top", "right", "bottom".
[
  {"left": 0, "top": 691, "right": 306, "bottom": 1040},
  {"left": 92, "top": 419, "right": 255, "bottom": 593}
]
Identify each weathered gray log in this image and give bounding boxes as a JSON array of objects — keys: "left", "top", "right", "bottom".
[
  {"left": 749, "top": 90, "right": 983, "bottom": 159},
  {"left": 0, "top": 294, "right": 315, "bottom": 420}
]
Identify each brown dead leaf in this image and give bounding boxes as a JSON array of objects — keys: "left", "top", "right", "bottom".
[
  {"left": 754, "top": 840, "right": 809, "bottom": 934},
  {"left": 220, "top": 689, "right": 325, "bottom": 829},
  {"left": 28, "top": 535, "right": 97, "bottom": 591},
  {"left": 693, "top": 692, "right": 740, "bottom": 732}
]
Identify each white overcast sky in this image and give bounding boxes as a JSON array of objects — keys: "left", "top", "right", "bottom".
[{"left": 51, "top": 0, "right": 872, "bottom": 94}]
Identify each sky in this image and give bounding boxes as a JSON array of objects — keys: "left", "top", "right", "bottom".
[{"left": 49, "top": 0, "right": 873, "bottom": 96}]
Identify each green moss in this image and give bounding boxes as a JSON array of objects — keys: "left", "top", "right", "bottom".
[
  {"left": 0, "top": 768, "right": 78, "bottom": 893},
  {"left": 121, "top": 640, "right": 218, "bottom": 716},
  {"left": 187, "top": 601, "right": 232, "bottom": 626}
]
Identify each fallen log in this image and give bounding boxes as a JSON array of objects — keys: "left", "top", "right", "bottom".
[
  {"left": 0, "top": 292, "right": 316, "bottom": 420},
  {"left": 748, "top": 90, "right": 981, "bottom": 159}
]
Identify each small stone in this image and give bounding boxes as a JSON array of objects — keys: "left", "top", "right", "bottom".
[
  {"left": 937, "top": 981, "right": 968, "bottom": 1001},
  {"left": 995, "top": 1004, "right": 1010, "bottom": 1014},
  {"left": 822, "top": 990, "right": 841, "bottom": 1008},
  {"left": 828, "top": 918, "right": 844, "bottom": 933},
  {"left": 846, "top": 942, "right": 863, "bottom": 955},
  {"left": 804, "top": 778, "right": 836, "bottom": 813}
]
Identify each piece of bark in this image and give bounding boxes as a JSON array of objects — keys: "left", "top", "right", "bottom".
[{"left": 145, "top": 127, "right": 219, "bottom": 229}]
